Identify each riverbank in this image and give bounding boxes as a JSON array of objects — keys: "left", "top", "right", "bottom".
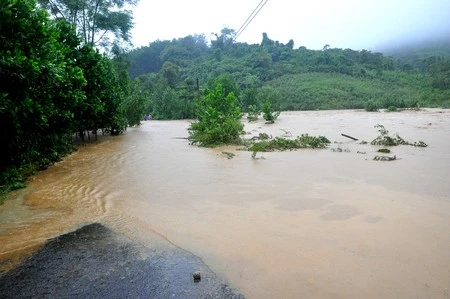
[{"left": 0, "top": 223, "right": 244, "bottom": 298}]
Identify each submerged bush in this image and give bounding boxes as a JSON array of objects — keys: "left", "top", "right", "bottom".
[
  {"left": 371, "top": 124, "right": 427, "bottom": 147},
  {"left": 188, "top": 83, "right": 244, "bottom": 146},
  {"left": 262, "top": 100, "right": 280, "bottom": 123},
  {"left": 249, "top": 134, "right": 330, "bottom": 158}
]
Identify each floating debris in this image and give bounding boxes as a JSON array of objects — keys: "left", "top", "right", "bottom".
[
  {"left": 341, "top": 133, "right": 358, "bottom": 141},
  {"left": 280, "top": 129, "right": 292, "bottom": 137},
  {"left": 377, "top": 148, "right": 391, "bottom": 153},
  {"left": 248, "top": 133, "right": 271, "bottom": 141},
  {"left": 331, "top": 147, "right": 350, "bottom": 153},
  {"left": 193, "top": 271, "right": 201, "bottom": 282},
  {"left": 373, "top": 155, "right": 396, "bottom": 161},
  {"left": 221, "top": 152, "right": 235, "bottom": 159}
]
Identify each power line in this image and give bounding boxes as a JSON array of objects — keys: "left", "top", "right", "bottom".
[
  {"left": 233, "top": 0, "right": 269, "bottom": 42},
  {"left": 234, "top": 0, "right": 265, "bottom": 38}
]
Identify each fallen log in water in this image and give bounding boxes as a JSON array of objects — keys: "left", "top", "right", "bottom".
[{"left": 341, "top": 133, "right": 358, "bottom": 141}]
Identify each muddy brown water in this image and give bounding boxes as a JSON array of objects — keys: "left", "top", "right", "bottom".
[{"left": 1, "top": 109, "right": 450, "bottom": 298}]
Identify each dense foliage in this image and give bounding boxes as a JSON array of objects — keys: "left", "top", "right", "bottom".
[
  {"left": 127, "top": 31, "right": 450, "bottom": 118},
  {"left": 0, "top": 0, "right": 143, "bottom": 199}
]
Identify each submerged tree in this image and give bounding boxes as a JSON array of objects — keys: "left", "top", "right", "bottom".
[
  {"left": 38, "top": 0, "right": 138, "bottom": 48},
  {"left": 188, "top": 83, "right": 243, "bottom": 146}
]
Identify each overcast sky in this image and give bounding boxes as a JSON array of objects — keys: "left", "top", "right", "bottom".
[{"left": 131, "top": 0, "right": 450, "bottom": 51}]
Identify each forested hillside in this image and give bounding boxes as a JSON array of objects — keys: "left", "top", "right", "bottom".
[{"left": 127, "top": 29, "right": 450, "bottom": 118}]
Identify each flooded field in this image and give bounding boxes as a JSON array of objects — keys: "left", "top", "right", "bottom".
[{"left": 1, "top": 109, "right": 449, "bottom": 298}]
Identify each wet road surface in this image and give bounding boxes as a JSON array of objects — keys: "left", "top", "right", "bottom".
[{"left": 0, "top": 223, "right": 244, "bottom": 298}]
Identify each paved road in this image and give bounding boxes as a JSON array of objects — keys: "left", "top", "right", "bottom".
[{"left": 0, "top": 223, "right": 244, "bottom": 298}]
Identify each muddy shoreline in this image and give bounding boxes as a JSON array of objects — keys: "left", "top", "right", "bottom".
[{"left": 0, "top": 223, "right": 244, "bottom": 298}]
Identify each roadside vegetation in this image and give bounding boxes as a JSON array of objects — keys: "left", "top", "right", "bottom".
[{"left": 0, "top": 0, "right": 144, "bottom": 200}]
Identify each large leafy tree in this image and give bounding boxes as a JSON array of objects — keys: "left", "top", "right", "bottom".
[
  {"left": 74, "top": 45, "right": 128, "bottom": 136},
  {"left": 37, "top": 0, "right": 138, "bottom": 48},
  {"left": 211, "top": 27, "right": 235, "bottom": 50}
]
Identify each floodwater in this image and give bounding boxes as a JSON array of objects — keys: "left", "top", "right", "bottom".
[{"left": 1, "top": 109, "right": 450, "bottom": 298}]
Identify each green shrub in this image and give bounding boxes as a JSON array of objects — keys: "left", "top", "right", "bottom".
[
  {"left": 188, "top": 83, "right": 244, "bottom": 146},
  {"left": 262, "top": 100, "right": 280, "bottom": 123}
]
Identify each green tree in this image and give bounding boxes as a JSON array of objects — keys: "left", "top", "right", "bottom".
[
  {"left": 1, "top": 0, "right": 137, "bottom": 199},
  {"left": 258, "top": 87, "right": 280, "bottom": 123},
  {"left": 37, "top": 0, "right": 138, "bottom": 48},
  {"left": 211, "top": 27, "right": 235, "bottom": 50},
  {"left": 111, "top": 44, "right": 145, "bottom": 127},
  {"left": 207, "top": 74, "right": 240, "bottom": 99},
  {"left": 128, "top": 40, "right": 171, "bottom": 77},
  {"left": 188, "top": 84, "right": 243, "bottom": 146},
  {"left": 1, "top": 0, "right": 89, "bottom": 198},
  {"left": 179, "top": 77, "right": 198, "bottom": 119},
  {"left": 262, "top": 100, "right": 280, "bottom": 123}
]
